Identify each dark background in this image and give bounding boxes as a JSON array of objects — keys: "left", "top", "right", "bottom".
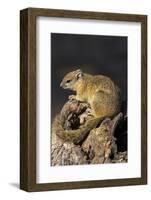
[{"left": 51, "top": 33, "right": 127, "bottom": 121}]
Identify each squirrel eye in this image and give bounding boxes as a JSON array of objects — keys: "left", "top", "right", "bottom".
[{"left": 66, "top": 80, "right": 71, "bottom": 83}]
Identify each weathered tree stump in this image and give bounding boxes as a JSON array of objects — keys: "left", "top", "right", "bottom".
[{"left": 51, "top": 99, "right": 127, "bottom": 166}]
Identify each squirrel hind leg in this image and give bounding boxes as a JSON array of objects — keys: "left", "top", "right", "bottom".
[
  {"left": 91, "top": 102, "right": 109, "bottom": 118},
  {"left": 91, "top": 91, "right": 119, "bottom": 118}
]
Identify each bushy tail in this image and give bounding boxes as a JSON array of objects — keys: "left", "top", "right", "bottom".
[{"left": 52, "top": 115, "right": 103, "bottom": 144}]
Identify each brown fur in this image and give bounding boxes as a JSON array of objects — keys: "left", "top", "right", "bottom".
[
  {"left": 60, "top": 69, "right": 120, "bottom": 118},
  {"left": 57, "top": 69, "right": 121, "bottom": 143}
]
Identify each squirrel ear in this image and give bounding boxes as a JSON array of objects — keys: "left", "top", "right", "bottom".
[{"left": 76, "top": 69, "right": 83, "bottom": 79}]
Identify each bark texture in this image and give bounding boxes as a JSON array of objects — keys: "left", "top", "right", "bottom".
[{"left": 51, "top": 99, "right": 127, "bottom": 166}]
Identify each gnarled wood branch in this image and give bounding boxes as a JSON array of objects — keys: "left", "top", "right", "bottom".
[{"left": 51, "top": 99, "right": 127, "bottom": 166}]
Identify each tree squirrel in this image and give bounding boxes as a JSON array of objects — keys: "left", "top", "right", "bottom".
[{"left": 54, "top": 69, "right": 121, "bottom": 144}]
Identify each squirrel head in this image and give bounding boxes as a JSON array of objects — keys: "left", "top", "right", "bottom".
[{"left": 60, "top": 69, "right": 83, "bottom": 91}]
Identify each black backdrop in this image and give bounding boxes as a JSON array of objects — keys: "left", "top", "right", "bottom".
[{"left": 51, "top": 33, "right": 127, "bottom": 120}]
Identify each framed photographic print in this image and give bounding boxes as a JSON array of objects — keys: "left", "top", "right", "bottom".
[{"left": 20, "top": 8, "right": 147, "bottom": 192}]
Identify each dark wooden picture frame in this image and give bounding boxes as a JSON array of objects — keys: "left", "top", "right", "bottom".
[{"left": 20, "top": 7, "right": 147, "bottom": 192}]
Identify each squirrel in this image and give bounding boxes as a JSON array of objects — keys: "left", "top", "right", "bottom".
[{"left": 53, "top": 69, "right": 121, "bottom": 144}]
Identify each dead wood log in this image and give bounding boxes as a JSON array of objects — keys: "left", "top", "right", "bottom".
[{"left": 51, "top": 99, "right": 127, "bottom": 166}]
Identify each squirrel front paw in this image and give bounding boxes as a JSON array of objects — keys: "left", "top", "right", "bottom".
[{"left": 69, "top": 95, "right": 76, "bottom": 100}]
